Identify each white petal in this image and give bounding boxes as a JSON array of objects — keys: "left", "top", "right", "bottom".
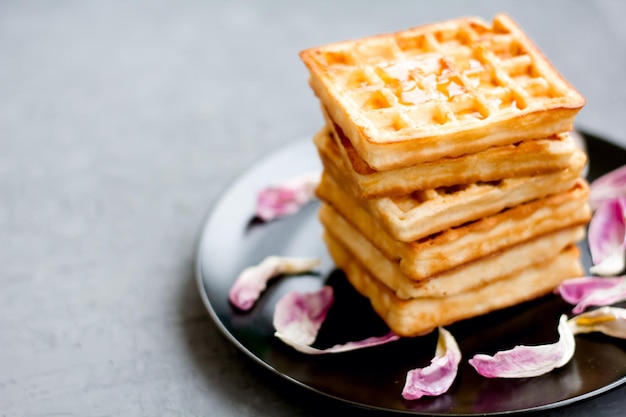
[
  {"left": 228, "top": 256, "right": 321, "bottom": 311},
  {"left": 568, "top": 306, "right": 626, "bottom": 339}
]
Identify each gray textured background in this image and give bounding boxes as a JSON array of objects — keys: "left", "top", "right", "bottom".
[{"left": 1, "top": 0, "right": 625, "bottom": 416}]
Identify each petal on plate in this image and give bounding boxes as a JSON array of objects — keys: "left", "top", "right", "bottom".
[
  {"left": 273, "top": 286, "right": 400, "bottom": 354},
  {"left": 468, "top": 315, "right": 575, "bottom": 378},
  {"left": 556, "top": 276, "right": 620, "bottom": 304},
  {"left": 556, "top": 276, "right": 626, "bottom": 314},
  {"left": 255, "top": 171, "right": 320, "bottom": 221},
  {"left": 228, "top": 256, "right": 321, "bottom": 311},
  {"left": 589, "top": 165, "right": 626, "bottom": 211},
  {"left": 588, "top": 197, "right": 626, "bottom": 276},
  {"left": 273, "top": 286, "right": 334, "bottom": 348},
  {"left": 402, "top": 327, "right": 461, "bottom": 400},
  {"left": 568, "top": 306, "right": 626, "bottom": 339}
]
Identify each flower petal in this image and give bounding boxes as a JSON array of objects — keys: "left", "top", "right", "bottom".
[
  {"left": 228, "top": 256, "right": 321, "bottom": 311},
  {"left": 588, "top": 197, "right": 626, "bottom": 276},
  {"left": 273, "top": 286, "right": 334, "bottom": 347},
  {"left": 255, "top": 171, "right": 320, "bottom": 221},
  {"left": 469, "top": 315, "right": 575, "bottom": 378},
  {"left": 556, "top": 276, "right": 626, "bottom": 314},
  {"left": 568, "top": 306, "right": 626, "bottom": 339},
  {"left": 273, "top": 286, "right": 399, "bottom": 354},
  {"left": 402, "top": 327, "right": 461, "bottom": 400},
  {"left": 589, "top": 165, "right": 626, "bottom": 211}
]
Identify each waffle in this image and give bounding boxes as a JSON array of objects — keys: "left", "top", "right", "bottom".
[
  {"left": 318, "top": 178, "right": 590, "bottom": 279},
  {"left": 317, "top": 150, "right": 587, "bottom": 243},
  {"left": 300, "top": 14, "right": 585, "bottom": 170},
  {"left": 315, "top": 121, "right": 578, "bottom": 198},
  {"left": 321, "top": 205, "right": 584, "bottom": 299},
  {"left": 327, "top": 239, "right": 583, "bottom": 337}
]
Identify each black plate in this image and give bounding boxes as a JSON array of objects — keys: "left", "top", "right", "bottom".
[{"left": 195, "top": 131, "right": 626, "bottom": 415}]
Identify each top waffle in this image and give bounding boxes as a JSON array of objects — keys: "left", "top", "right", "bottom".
[{"left": 300, "top": 14, "right": 585, "bottom": 170}]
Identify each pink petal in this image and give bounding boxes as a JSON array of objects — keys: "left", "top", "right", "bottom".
[
  {"left": 273, "top": 286, "right": 333, "bottom": 347},
  {"left": 255, "top": 171, "right": 320, "bottom": 221},
  {"left": 568, "top": 306, "right": 626, "bottom": 339},
  {"left": 469, "top": 315, "right": 575, "bottom": 378},
  {"left": 228, "top": 256, "right": 321, "bottom": 311},
  {"left": 590, "top": 165, "right": 626, "bottom": 211},
  {"left": 556, "top": 276, "right": 626, "bottom": 314},
  {"left": 555, "top": 277, "right": 619, "bottom": 304},
  {"left": 588, "top": 198, "right": 626, "bottom": 276},
  {"left": 402, "top": 327, "right": 461, "bottom": 400},
  {"left": 273, "top": 286, "right": 400, "bottom": 354}
]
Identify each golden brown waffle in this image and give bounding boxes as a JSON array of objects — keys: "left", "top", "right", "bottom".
[
  {"left": 301, "top": 14, "right": 585, "bottom": 170},
  {"left": 315, "top": 122, "right": 578, "bottom": 198},
  {"left": 327, "top": 240, "right": 583, "bottom": 337},
  {"left": 317, "top": 178, "right": 590, "bottom": 279},
  {"left": 316, "top": 150, "right": 587, "bottom": 243},
  {"left": 321, "top": 207, "right": 584, "bottom": 299}
]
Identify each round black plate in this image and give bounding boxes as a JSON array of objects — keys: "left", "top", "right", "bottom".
[{"left": 195, "top": 131, "right": 626, "bottom": 415}]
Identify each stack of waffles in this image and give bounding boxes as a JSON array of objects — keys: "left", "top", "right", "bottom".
[{"left": 300, "top": 14, "right": 591, "bottom": 337}]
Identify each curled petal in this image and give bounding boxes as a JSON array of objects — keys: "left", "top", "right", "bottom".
[
  {"left": 469, "top": 315, "right": 575, "bottom": 378},
  {"left": 273, "top": 286, "right": 399, "bottom": 354},
  {"left": 589, "top": 165, "right": 626, "bottom": 211},
  {"left": 556, "top": 276, "right": 626, "bottom": 314},
  {"left": 588, "top": 197, "right": 626, "bottom": 276},
  {"left": 228, "top": 256, "right": 321, "bottom": 311},
  {"left": 402, "top": 327, "right": 461, "bottom": 400},
  {"left": 255, "top": 171, "right": 320, "bottom": 221},
  {"left": 273, "top": 286, "right": 334, "bottom": 348},
  {"left": 278, "top": 331, "right": 400, "bottom": 355},
  {"left": 568, "top": 306, "right": 626, "bottom": 339}
]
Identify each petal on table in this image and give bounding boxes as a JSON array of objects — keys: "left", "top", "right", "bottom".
[
  {"left": 402, "top": 327, "right": 461, "bottom": 400},
  {"left": 468, "top": 315, "right": 575, "bottom": 378},
  {"left": 228, "top": 256, "right": 321, "bottom": 311}
]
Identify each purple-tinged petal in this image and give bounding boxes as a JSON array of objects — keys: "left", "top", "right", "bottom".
[
  {"left": 294, "top": 331, "right": 400, "bottom": 355},
  {"left": 273, "top": 286, "right": 400, "bottom": 354},
  {"left": 228, "top": 256, "right": 321, "bottom": 311},
  {"left": 255, "top": 171, "right": 320, "bottom": 221},
  {"left": 402, "top": 327, "right": 461, "bottom": 400},
  {"left": 555, "top": 277, "right": 620, "bottom": 304},
  {"left": 273, "top": 286, "right": 333, "bottom": 347},
  {"left": 469, "top": 315, "right": 574, "bottom": 378},
  {"left": 589, "top": 165, "right": 626, "bottom": 211},
  {"left": 568, "top": 306, "right": 626, "bottom": 339},
  {"left": 588, "top": 198, "right": 626, "bottom": 276},
  {"left": 556, "top": 276, "right": 626, "bottom": 314}
]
